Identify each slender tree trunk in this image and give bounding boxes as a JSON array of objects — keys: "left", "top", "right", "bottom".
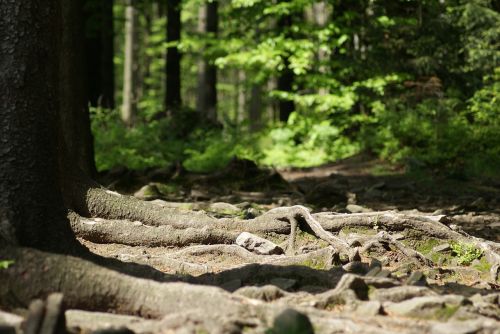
[
  {"left": 121, "top": 0, "right": 138, "bottom": 126},
  {"left": 237, "top": 70, "right": 246, "bottom": 126},
  {"left": 0, "top": 0, "right": 77, "bottom": 251},
  {"left": 85, "top": 0, "right": 115, "bottom": 109},
  {"left": 196, "top": 1, "right": 218, "bottom": 122},
  {"left": 60, "top": 0, "right": 98, "bottom": 177},
  {"left": 165, "top": 0, "right": 182, "bottom": 112},
  {"left": 249, "top": 84, "right": 263, "bottom": 132},
  {"left": 277, "top": 2, "right": 295, "bottom": 122}
]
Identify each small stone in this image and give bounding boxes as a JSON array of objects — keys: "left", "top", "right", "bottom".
[
  {"left": 433, "top": 243, "right": 451, "bottom": 252},
  {"left": 271, "top": 309, "right": 314, "bottom": 334},
  {"left": 235, "top": 285, "right": 286, "bottom": 301},
  {"left": 392, "top": 233, "right": 405, "bottom": 240},
  {"left": 208, "top": 202, "right": 241, "bottom": 215},
  {"left": 384, "top": 295, "right": 465, "bottom": 319},
  {"left": 343, "top": 261, "right": 369, "bottom": 275},
  {"left": 370, "top": 286, "right": 437, "bottom": 303},
  {"left": 365, "top": 267, "right": 381, "bottom": 277},
  {"left": 346, "top": 204, "right": 371, "bottom": 213},
  {"left": 133, "top": 184, "right": 162, "bottom": 200},
  {"left": 376, "top": 270, "right": 392, "bottom": 278},
  {"left": 91, "top": 327, "right": 135, "bottom": 334},
  {"left": 334, "top": 274, "right": 369, "bottom": 300},
  {"left": 236, "top": 232, "right": 284, "bottom": 255},
  {"left": 270, "top": 278, "right": 297, "bottom": 291},
  {"left": 355, "top": 301, "right": 382, "bottom": 316},
  {"left": 405, "top": 271, "right": 427, "bottom": 286},
  {"left": 369, "top": 258, "right": 382, "bottom": 270}
]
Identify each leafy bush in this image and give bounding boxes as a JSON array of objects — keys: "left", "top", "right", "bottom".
[{"left": 450, "top": 241, "right": 483, "bottom": 265}]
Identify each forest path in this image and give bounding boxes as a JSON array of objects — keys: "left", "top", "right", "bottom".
[{"left": 47, "top": 155, "right": 500, "bottom": 333}]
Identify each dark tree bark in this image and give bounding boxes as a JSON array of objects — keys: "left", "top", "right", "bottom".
[
  {"left": 165, "top": 0, "right": 182, "bottom": 111},
  {"left": 60, "top": 0, "right": 98, "bottom": 177},
  {"left": 84, "top": 0, "right": 115, "bottom": 109},
  {"left": 277, "top": 3, "right": 295, "bottom": 122},
  {"left": 0, "top": 0, "right": 78, "bottom": 251},
  {"left": 196, "top": 1, "right": 218, "bottom": 122}
]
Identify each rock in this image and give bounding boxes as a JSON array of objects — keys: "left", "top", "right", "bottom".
[
  {"left": 369, "top": 258, "right": 382, "bottom": 270},
  {"left": 243, "top": 207, "right": 260, "bottom": 219},
  {"left": 365, "top": 266, "right": 381, "bottom": 277},
  {"left": 370, "top": 286, "right": 437, "bottom": 303},
  {"left": 270, "top": 278, "right": 297, "bottom": 291},
  {"left": 133, "top": 184, "right": 162, "bottom": 200},
  {"left": 91, "top": 328, "right": 134, "bottom": 334},
  {"left": 346, "top": 204, "right": 371, "bottom": 213},
  {"left": 343, "top": 261, "right": 369, "bottom": 275},
  {"left": 236, "top": 232, "right": 284, "bottom": 255},
  {"left": 433, "top": 243, "right": 451, "bottom": 252},
  {"left": 384, "top": 295, "right": 466, "bottom": 319},
  {"left": 376, "top": 270, "right": 391, "bottom": 278},
  {"left": 405, "top": 271, "right": 427, "bottom": 286},
  {"left": 430, "top": 320, "right": 490, "bottom": 334},
  {"left": 392, "top": 233, "right": 405, "bottom": 240},
  {"left": 333, "top": 274, "right": 369, "bottom": 300},
  {"left": 235, "top": 285, "right": 286, "bottom": 301},
  {"left": 208, "top": 202, "right": 241, "bottom": 215},
  {"left": 271, "top": 309, "right": 314, "bottom": 334},
  {"left": 355, "top": 301, "right": 382, "bottom": 316}
]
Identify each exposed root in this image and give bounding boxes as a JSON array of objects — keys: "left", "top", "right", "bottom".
[{"left": 70, "top": 213, "right": 237, "bottom": 247}]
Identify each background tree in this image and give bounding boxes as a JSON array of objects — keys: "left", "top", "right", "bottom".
[
  {"left": 85, "top": 0, "right": 115, "bottom": 108},
  {"left": 165, "top": 0, "right": 182, "bottom": 111},
  {"left": 121, "top": 0, "right": 139, "bottom": 126},
  {"left": 196, "top": 0, "right": 219, "bottom": 122}
]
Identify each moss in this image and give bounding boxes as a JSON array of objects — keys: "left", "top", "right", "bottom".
[
  {"left": 299, "top": 258, "right": 327, "bottom": 270},
  {"left": 473, "top": 256, "right": 491, "bottom": 273},
  {"left": 414, "top": 238, "right": 441, "bottom": 255},
  {"left": 156, "top": 182, "right": 179, "bottom": 194},
  {"left": 367, "top": 285, "right": 377, "bottom": 298},
  {"left": 433, "top": 305, "right": 460, "bottom": 321}
]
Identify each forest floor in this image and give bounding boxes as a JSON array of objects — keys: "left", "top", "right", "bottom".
[{"left": 2, "top": 154, "right": 500, "bottom": 333}]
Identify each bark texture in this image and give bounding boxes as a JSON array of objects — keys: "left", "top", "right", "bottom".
[
  {"left": 60, "top": 0, "right": 98, "bottom": 177},
  {"left": 197, "top": 1, "right": 218, "bottom": 121},
  {"left": 0, "top": 0, "right": 76, "bottom": 251},
  {"left": 121, "top": 0, "right": 138, "bottom": 126},
  {"left": 165, "top": 0, "right": 182, "bottom": 111}
]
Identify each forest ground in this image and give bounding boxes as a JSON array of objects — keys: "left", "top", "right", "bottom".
[{"left": 2, "top": 155, "right": 500, "bottom": 333}]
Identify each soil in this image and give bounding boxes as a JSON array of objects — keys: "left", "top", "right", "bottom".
[{"left": 2, "top": 155, "right": 499, "bottom": 333}]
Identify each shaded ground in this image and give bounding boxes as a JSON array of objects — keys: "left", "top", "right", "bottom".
[{"left": 2, "top": 155, "right": 499, "bottom": 333}]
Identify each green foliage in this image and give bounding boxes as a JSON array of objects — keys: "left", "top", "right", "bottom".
[
  {"left": 450, "top": 241, "right": 483, "bottom": 265},
  {"left": 95, "top": 0, "right": 499, "bottom": 176},
  {"left": 0, "top": 260, "right": 14, "bottom": 269}
]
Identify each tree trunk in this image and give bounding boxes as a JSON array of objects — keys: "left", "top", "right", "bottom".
[
  {"left": 165, "top": 0, "right": 182, "bottom": 112},
  {"left": 196, "top": 1, "right": 218, "bottom": 122},
  {"left": 121, "top": 0, "right": 138, "bottom": 127},
  {"left": 0, "top": 0, "right": 78, "bottom": 251},
  {"left": 60, "top": 0, "right": 98, "bottom": 177},
  {"left": 277, "top": 2, "right": 295, "bottom": 123},
  {"left": 84, "top": 0, "right": 115, "bottom": 109},
  {"left": 249, "top": 84, "right": 263, "bottom": 132}
]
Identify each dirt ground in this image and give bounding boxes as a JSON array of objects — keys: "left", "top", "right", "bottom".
[{"left": 2, "top": 155, "right": 499, "bottom": 333}]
